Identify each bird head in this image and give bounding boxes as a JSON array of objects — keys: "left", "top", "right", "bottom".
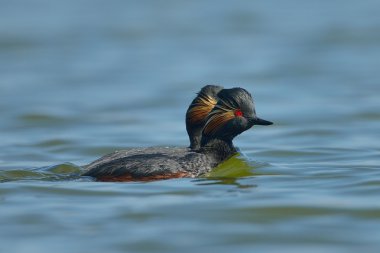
[{"left": 201, "top": 87, "right": 272, "bottom": 146}]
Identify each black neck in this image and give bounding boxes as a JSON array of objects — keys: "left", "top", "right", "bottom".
[{"left": 199, "top": 138, "right": 237, "bottom": 165}]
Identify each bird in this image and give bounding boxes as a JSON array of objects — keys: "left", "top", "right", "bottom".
[{"left": 82, "top": 86, "right": 272, "bottom": 182}]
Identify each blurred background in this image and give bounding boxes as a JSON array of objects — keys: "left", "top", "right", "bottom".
[{"left": 1, "top": 1, "right": 380, "bottom": 253}]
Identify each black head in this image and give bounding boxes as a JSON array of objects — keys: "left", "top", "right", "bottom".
[
  {"left": 201, "top": 87, "right": 272, "bottom": 146},
  {"left": 186, "top": 85, "right": 224, "bottom": 150}
]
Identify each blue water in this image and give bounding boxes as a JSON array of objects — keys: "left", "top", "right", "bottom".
[{"left": 1, "top": 1, "right": 380, "bottom": 252}]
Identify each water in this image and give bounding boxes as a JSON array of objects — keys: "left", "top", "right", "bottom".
[{"left": 1, "top": 0, "right": 380, "bottom": 252}]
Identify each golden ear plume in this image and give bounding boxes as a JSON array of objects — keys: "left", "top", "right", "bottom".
[
  {"left": 187, "top": 95, "right": 218, "bottom": 125},
  {"left": 203, "top": 106, "right": 235, "bottom": 135}
]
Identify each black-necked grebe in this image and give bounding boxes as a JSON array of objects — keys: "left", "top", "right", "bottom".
[{"left": 82, "top": 87, "right": 272, "bottom": 182}]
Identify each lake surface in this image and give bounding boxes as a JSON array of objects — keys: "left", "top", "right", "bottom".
[{"left": 1, "top": 1, "right": 380, "bottom": 252}]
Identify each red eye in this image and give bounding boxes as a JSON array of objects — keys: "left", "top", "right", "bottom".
[{"left": 234, "top": 109, "right": 243, "bottom": 117}]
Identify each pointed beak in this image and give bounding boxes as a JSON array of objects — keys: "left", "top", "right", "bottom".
[{"left": 250, "top": 117, "right": 273, "bottom": 126}]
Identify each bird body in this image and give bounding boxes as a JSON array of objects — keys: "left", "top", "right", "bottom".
[{"left": 83, "top": 147, "right": 217, "bottom": 182}]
